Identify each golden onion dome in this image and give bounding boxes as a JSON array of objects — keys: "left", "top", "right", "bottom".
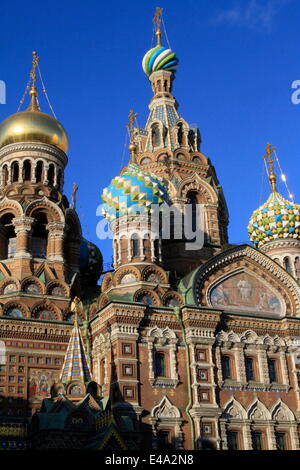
[{"left": 0, "top": 88, "right": 68, "bottom": 153}]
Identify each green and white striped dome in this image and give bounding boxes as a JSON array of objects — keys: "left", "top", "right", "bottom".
[{"left": 142, "top": 45, "right": 179, "bottom": 77}]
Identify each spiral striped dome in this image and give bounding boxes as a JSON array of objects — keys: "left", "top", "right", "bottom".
[
  {"left": 101, "top": 163, "right": 168, "bottom": 222},
  {"left": 142, "top": 45, "right": 179, "bottom": 77},
  {"left": 248, "top": 191, "right": 300, "bottom": 248}
]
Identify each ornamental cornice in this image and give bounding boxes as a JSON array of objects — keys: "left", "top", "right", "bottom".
[
  {"left": 260, "top": 239, "right": 300, "bottom": 253},
  {"left": 0, "top": 142, "right": 67, "bottom": 166}
]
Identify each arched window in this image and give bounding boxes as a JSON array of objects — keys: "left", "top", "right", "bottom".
[
  {"left": 187, "top": 192, "right": 198, "bottom": 235},
  {"left": 2, "top": 165, "right": 8, "bottom": 186},
  {"left": 152, "top": 125, "right": 160, "bottom": 147},
  {"left": 35, "top": 161, "right": 43, "bottom": 183},
  {"left": 23, "top": 160, "right": 31, "bottom": 181},
  {"left": 131, "top": 236, "right": 139, "bottom": 257},
  {"left": 154, "top": 352, "right": 166, "bottom": 377},
  {"left": 31, "top": 211, "right": 48, "bottom": 258},
  {"left": 177, "top": 122, "right": 183, "bottom": 145},
  {"left": 12, "top": 162, "right": 19, "bottom": 182},
  {"left": 157, "top": 80, "right": 162, "bottom": 92},
  {"left": 47, "top": 164, "right": 55, "bottom": 186},
  {"left": 0, "top": 213, "right": 16, "bottom": 259},
  {"left": 284, "top": 257, "right": 292, "bottom": 274}
]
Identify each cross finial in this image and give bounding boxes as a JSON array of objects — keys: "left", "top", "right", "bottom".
[
  {"left": 263, "top": 143, "right": 277, "bottom": 192},
  {"left": 27, "top": 51, "right": 40, "bottom": 111},
  {"left": 30, "top": 51, "right": 39, "bottom": 88},
  {"left": 126, "top": 110, "right": 138, "bottom": 163},
  {"left": 71, "top": 182, "right": 78, "bottom": 209},
  {"left": 153, "top": 7, "right": 163, "bottom": 46}
]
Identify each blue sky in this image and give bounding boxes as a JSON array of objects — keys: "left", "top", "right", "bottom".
[{"left": 1, "top": 0, "right": 299, "bottom": 267}]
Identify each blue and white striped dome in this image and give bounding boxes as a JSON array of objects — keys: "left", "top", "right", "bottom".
[
  {"left": 101, "top": 163, "right": 168, "bottom": 222},
  {"left": 142, "top": 45, "right": 179, "bottom": 77}
]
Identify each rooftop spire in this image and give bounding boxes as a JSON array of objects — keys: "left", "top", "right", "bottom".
[
  {"left": 263, "top": 143, "right": 277, "bottom": 193},
  {"left": 153, "top": 7, "right": 163, "bottom": 46},
  {"left": 60, "top": 297, "right": 92, "bottom": 384},
  {"left": 27, "top": 51, "right": 40, "bottom": 112},
  {"left": 126, "top": 109, "right": 138, "bottom": 163}
]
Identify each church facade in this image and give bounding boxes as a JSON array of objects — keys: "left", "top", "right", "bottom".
[{"left": 0, "top": 11, "right": 300, "bottom": 451}]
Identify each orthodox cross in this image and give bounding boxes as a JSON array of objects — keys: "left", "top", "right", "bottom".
[
  {"left": 263, "top": 143, "right": 277, "bottom": 192},
  {"left": 153, "top": 7, "right": 163, "bottom": 46},
  {"left": 71, "top": 182, "right": 78, "bottom": 209},
  {"left": 30, "top": 51, "right": 39, "bottom": 88},
  {"left": 126, "top": 109, "right": 138, "bottom": 141}
]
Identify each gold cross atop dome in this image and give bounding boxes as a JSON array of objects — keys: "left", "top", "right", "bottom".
[
  {"left": 153, "top": 7, "right": 163, "bottom": 46},
  {"left": 126, "top": 109, "right": 138, "bottom": 162},
  {"left": 28, "top": 51, "right": 40, "bottom": 111},
  {"left": 263, "top": 142, "right": 277, "bottom": 193}
]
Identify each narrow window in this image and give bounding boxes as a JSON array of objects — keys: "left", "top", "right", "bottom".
[
  {"left": 268, "top": 359, "right": 277, "bottom": 383},
  {"left": 245, "top": 357, "right": 255, "bottom": 381},
  {"left": 132, "top": 237, "right": 139, "bottom": 257},
  {"left": 284, "top": 257, "right": 292, "bottom": 274},
  {"left": 154, "top": 352, "right": 166, "bottom": 377},
  {"left": 227, "top": 431, "right": 239, "bottom": 450},
  {"left": 252, "top": 431, "right": 263, "bottom": 450},
  {"left": 47, "top": 164, "right": 55, "bottom": 186},
  {"left": 152, "top": 125, "right": 160, "bottom": 147},
  {"left": 12, "top": 162, "right": 19, "bottom": 182},
  {"left": 35, "top": 161, "right": 43, "bottom": 183},
  {"left": 23, "top": 160, "right": 31, "bottom": 181},
  {"left": 221, "top": 355, "right": 231, "bottom": 380},
  {"left": 275, "top": 432, "right": 286, "bottom": 450}
]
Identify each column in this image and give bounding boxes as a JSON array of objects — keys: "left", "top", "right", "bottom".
[
  {"left": 46, "top": 222, "right": 65, "bottom": 262},
  {"left": 12, "top": 217, "right": 34, "bottom": 259}
]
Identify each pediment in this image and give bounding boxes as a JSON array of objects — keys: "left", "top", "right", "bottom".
[{"left": 193, "top": 244, "right": 300, "bottom": 317}]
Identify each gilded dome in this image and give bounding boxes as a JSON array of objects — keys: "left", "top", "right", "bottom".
[
  {"left": 248, "top": 191, "right": 300, "bottom": 247},
  {"left": 0, "top": 90, "right": 68, "bottom": 153}
]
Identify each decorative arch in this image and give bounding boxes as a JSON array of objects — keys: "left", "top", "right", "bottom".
[
  {"left": 151, "top": 396, "right": 181, "bottom": 419},
  {"left": 178, "top": 173, "right": 218, "bottom": 204},
  {"left": 271, "top": 399, "right": 295, "bottom": 422},
  {"left": 2, "top": 301, "right": 30, "bottom": 319},
  {"left": 142, "top": 265, "right": 168, "bottom": 284},
  {"left": 25, "top": 197, "right": 64, "bottom": 222},
  {"left": 0, "top": 277, "right": 20, "bottom": 295},
  {"left": 114, "top": 265, "right": 141, "bottom": 286},
  {"left": 98, "top": 294, "right": 110, "bottom": 310},
  {"left": 222, "top": 398, "right": 247, "bottom": 420},
  {"left": 46, "top": 280, "right": 69, "bottom": 297},
  {"left": 193, "top": 245, "right": 300, "bottom": 316},
  {"left": 247, "top": 399, "right": 271, "bottom": 421},
  {"left": 148, "top": 326, "right": 177, "bottom": 340},
  {"left": 101, "top": 272, "right": 113, "bottom": 291},
  {"left": 134, "top": 288, "right": 161, "bottom": 306},
  {"left": 162, "top": 291, "right": 183, "bottom": 308},
  {"left": 21, "top": 276, "right": 45, "bottom": 295},
  {"left": 31, "top": 300, "right": 62, "bottom": 321},
  {"left": 0, "top": 197, "right": 23, "bottom": 218}
]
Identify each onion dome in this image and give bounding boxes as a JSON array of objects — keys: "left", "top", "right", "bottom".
[
  {"left": 248, "top": 192, "right": 300, "bottom": 248},
  {"left": 0, "top": 87, "right": 68, "bottom": 153},
  {"left": 79, "top": 238, "right": 103, "bottom": 283},
  {"left": 101, "top": 163, "right": 168, "bottom": 222},
  {"left": 142, "top": 45, "right": 179, "bottom": 77}
]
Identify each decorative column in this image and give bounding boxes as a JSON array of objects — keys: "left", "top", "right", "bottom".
[
  {"left": 169, "top": 338, "right": 178, "bottom": 380},
  {"left": 46, "top": 222, "right": 65, "bottom": 262},
  {"left": 13, "top": 217, "right": 34, "bottom": 259}
]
